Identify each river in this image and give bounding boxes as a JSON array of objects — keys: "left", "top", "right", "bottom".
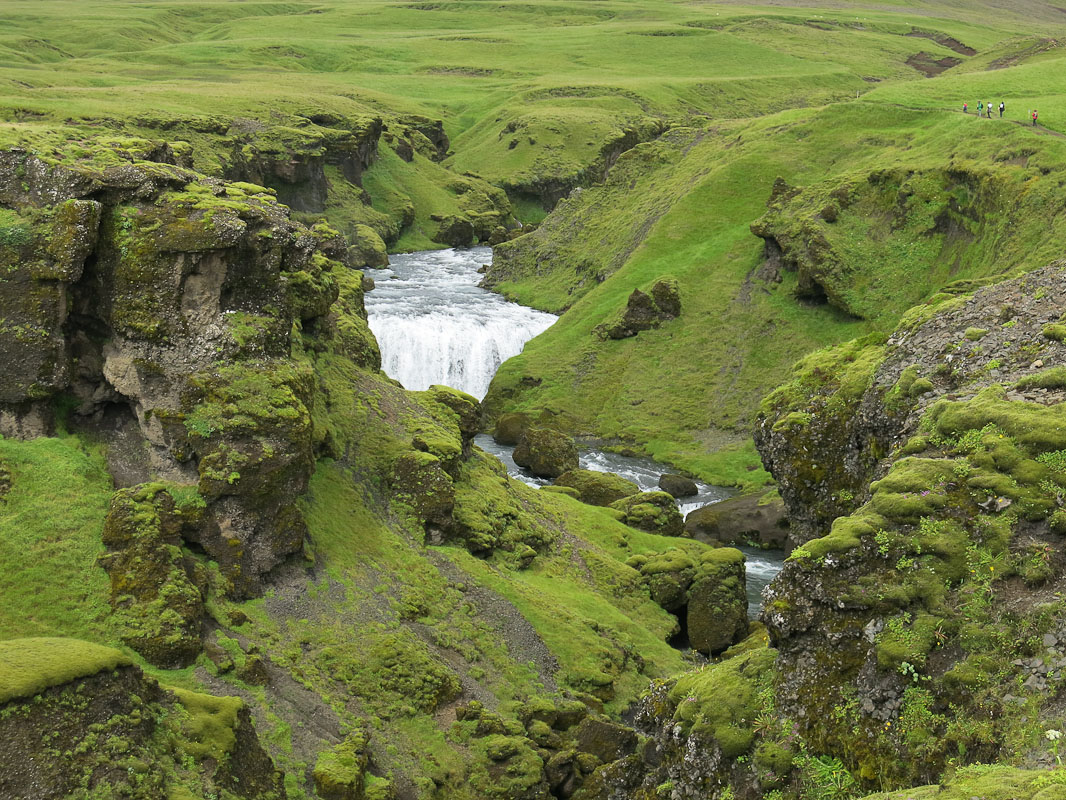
[{"left": 363, "top": 247, "right": 783, "bottom": 615}]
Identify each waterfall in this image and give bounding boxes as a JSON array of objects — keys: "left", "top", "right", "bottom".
[
  {"left": 364, "top": 247, "right": 556, "bottom": 399},
  {"left": 364, "top": 246, "right": 784, "bottom": 615}
]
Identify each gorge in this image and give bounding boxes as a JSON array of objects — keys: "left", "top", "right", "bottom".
[{"left": 4, "top": 2, "right": 1066, "bottom": 800}]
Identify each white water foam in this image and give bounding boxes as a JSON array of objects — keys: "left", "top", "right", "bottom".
[{"left": 364, "top": 247, "right": 556, "bottom": 399}]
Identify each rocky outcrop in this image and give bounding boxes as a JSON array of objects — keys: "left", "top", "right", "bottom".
[
  {"left": 554, "top": 468, "right": 640, "bottom": 506},
  {"left": 760, "top": 263, "right": 1066, "bottom": 786},
  {"left": 0, "top": 638, "right": 284, "bottom": 799},
  {"left": 596, "top": 277, "right": 680, "bottom": 340},
  {"left": 685, "top": 493, "right": 790, "bottom": 549},
  {"left": 0, "top": 150, "right": 363, "bottom": 596},
  {"left": 513, "top": 427, "right": 579, "bottom": 478},
  {"left": 575, "top": 644, "right": 778, "bottom": 800},
  {"left": 225, "top": 115, "right": 382, "bottom": 213}
]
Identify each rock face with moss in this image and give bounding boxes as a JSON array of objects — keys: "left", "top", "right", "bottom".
[
  {"left": 0, "top": 149, "right": 375, "bottom": 596},
  {"left": 575, "top": 644, "right": 778, "bottom": 800},
  {"left": 99, "top": 485, "right": 207, "bottom": 667},
  {"left": 0, "top": 638, "right": 283, "bottom": 799},
  {"left": 761, "top": 263, "right": 1066, "bottom": 786}
]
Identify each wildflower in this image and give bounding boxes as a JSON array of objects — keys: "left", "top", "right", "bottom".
[{"left": 1046, "top": 729, "right": 1062, "bottom": 741}]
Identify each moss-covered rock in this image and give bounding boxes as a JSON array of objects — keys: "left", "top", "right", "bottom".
[
  {"left": 609, "top": 491, "right": 683, "bottom": 536},
  {"left": 687, "top": 547, "right": 748, "bottom": 655},
  {"left": 554, "top": 468, "right": 640, "bottom": 506},
  {"left": 348, "top": 223, "right": 389, "bottom": 269},
  {"left": 513, "top": 427, "right": 579, "bottom": 478},
  {"left": 99, "top": 484, "right": 206, "bottom": 667},
  {"left": 314, "top": 732, "right": 370, "bottom": 800},
  {"left": 0, "top": 653, "right": 284, "bottom": 799},
  {"left": 684, "top": 492, "right": 789, "bottom": 549},
  {"left": 573, "top": 716, "right": 638, "bottom": 764},
  {"left": 596, "top": 277, "right": 681, "bottom": 340},
  {"left": 493, "top": 411, "right": 532, "bottom": 446}
]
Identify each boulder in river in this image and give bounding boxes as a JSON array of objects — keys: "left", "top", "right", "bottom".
[
  {"left": 684, "top": 492, "right": 789, "bottom": 549},
  {"left": 493, "top": 412, "right": 532, "bottom": 446},
  {"left": 609, "top": 491, "right": 684, "bottom": 536},
  {"left": 513, "top": 428, "right": 579, "bottom": 478},
  {"left": 687, "top": 547, "right": 748, "bottom": 655},
  {"left": 432, "top": 214, "right": 475, "bottom": 248},
  {"left": 658, "top": 472, "right": 698, "bottom": 498},
  {"left": 554, "top": 468, "right": 640, "bottom": 506}
]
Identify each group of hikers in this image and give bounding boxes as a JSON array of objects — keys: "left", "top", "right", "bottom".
[{"left": 963, "top": 100, "right": 1039, "bottom": 126}]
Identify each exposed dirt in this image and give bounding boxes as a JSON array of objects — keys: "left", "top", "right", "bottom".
[
  {"left": 906, "top": 29, "right": 977, "bottom": 56},
  {"left": 906, "top": 51, "right": 963, "bottom": 77}
]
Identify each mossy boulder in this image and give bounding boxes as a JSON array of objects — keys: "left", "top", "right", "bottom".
[
  {"left": 348, "top": 223, "right": 389, "bottom": 268},
  {"left": 684, "top": 492, "right": 789, "bottom": 549},
  {"left": 513, "top": 427, "right": 579, "bottom": 478},
  {"left": 390, "top": 450, "right": 455, "bottom": 529},
  {"left": 626, "top": 549, "right": 697, "bottom": 611},
  {"left": 432, "top": 214, "right": 475, "bottom": 248},
  {"left": 609, "top": 491, "right": 683, "bottom": 536},
  {"left": 314, "top": 733, "right": 370, "bottom": 800},
  {"left": 687, "top": 548, "right": 748, "bottom": 655},
  {"left": 658, "top": 472, "right": 698, "bottom": 498},
  {"left": 493, "top": 411, "right": 532, "bottom": 446},
  {"left": 554, "top": 468, "right": 639, "bottom": 506},
  {"left": 425, "top": 384, "right": 481, "bottom": 442}
]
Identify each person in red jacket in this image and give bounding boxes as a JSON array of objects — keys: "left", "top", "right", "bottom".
[{"left": 1033, "top": 109, "right": 1039, "bottom": 126}]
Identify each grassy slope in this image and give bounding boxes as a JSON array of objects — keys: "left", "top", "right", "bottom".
[
  {"left": 484, "top": 40, "right": 1066, "bottom": 486},
  {"left": 0, "top": 436, "right": 115, "bottom": 641}
]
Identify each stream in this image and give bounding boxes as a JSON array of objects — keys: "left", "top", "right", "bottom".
[{"left": 364, "top": 247, "right": 784, "bottom": 615}]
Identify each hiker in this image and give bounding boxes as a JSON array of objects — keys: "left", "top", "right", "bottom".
[
  {"left": 999, "top": 101, "right": 1005, "bottom": 117},
  {"left": 963, "top": 102, "right": 968, "bottom": 114},
  {"left": 1033, "top": 109, "right": 1038, "bottom": 126},
  {"left": 978, "top": 101, "right": 983, "bottom": 115},
  {"left": 987, "top": 102, "right": 992, "bottom": 118}
]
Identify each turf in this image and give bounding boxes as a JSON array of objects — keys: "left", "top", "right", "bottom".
[{"left": 0, "top": 637, "right": 131, "bottom": 704}]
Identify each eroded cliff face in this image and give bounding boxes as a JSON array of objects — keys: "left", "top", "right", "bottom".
[
  {"left": 0, "top": 150, "right": 356, "bottom": 604},
  {"left": 759, "top": 263, "right": 1066, "bottom": 785},
  {"left": 0, "top": 638, "right": 284, "bottom": 800}
]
